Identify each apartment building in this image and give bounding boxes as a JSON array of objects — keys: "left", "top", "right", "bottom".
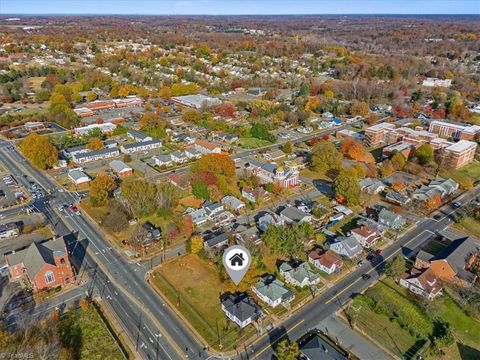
[
  {"left": 120, "top": 139, "right": 162, "bottom": 154},
  {"left": 72, "top": 148, "right": 120, "bottom": 164},
  {"left": 429, "top": 120, "right": 480, "bottom": 141},
  {"left": 441, "top": 140, "right": 477, "bottom": 169},
  {"left": 364, "top": 123, "right": 396, "bottom": 147},
  {"left": 74, "top": 123, "right": 116, "bottom": 136}
]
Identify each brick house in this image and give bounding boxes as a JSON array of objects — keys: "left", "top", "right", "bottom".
[{"left": 5, "top": 237, "right": 75, "bottom": 292}]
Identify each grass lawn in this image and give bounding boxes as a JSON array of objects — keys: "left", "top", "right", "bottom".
[
  {"left": 59, "top": 304, "right": 125, "bottom": 360},
  {"left": 349, "top": 278, "right": 480, "bottom": 359},
  {"left": 453, "top": 216, "right": 480, "bottom": 238},
  {"left": 236, "top": 137, "right": 272, "bottom": 149},
  {"left": 328, "top": 216, "right": 359, "bottom": 236},
  {"left": 300, "top": 168, "right": 331, "bottom": 182},
  {"left": 427, "top": 293, "right": 480, "bottom": 355},
  {"left": 439, "top": 161, "right": 480, "bottom": 184},
  {"left": 151, "top": 254, "right": 255, "bottom": 350}
]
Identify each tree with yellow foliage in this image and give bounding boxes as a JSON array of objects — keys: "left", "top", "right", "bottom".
[
  {"left": 190, "top": 235, "right": 204, "bottom": 254},
  {"left": 86, "top": 137, "right": 104, "bottom": 150}
]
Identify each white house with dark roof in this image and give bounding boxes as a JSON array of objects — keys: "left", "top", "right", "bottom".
[
  {"left": 221, "top": 293, "right": 263, "bottom": 328},
  {"left": 120, "top": 139, "right": 161, "bottom": 153},
  {"left": 127, "top": 129, "right": 152, "bottom": 142},
  {"left": 72, "top": 148, "right": 120, "bottom": 164},
  {"left": 153, "top": 154, "right": 173, "bottom": 167},
  {"left": 329, "top": 236, "right": 363, "bottom": 259}
]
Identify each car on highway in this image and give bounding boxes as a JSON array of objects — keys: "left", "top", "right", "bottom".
[
  {"left": 362, "top": 273, "right": 371, "bottom": 281},
  {"left": 357, "top": 260, "right": 364, "bottom": 267},
  {"left": 452, "top": 201, "right": 462, "bottom": 208},
  {"left": 69, "top": 205, "right": 81, "bottom": 215}
]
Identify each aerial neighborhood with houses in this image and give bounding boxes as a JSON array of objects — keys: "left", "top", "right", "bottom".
[{"left": 0, "top": 8, "right": 479, "bottom": 360}]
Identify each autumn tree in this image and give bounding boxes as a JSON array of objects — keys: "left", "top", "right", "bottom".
[
  {"left": 340, "top": 139, "right": 374, "bottom": 164},
  {"left": 87, "top": 137, "right": 104, "bottom": 150},
  {"left": 349, "top": 100, "right": 370, "bottom": 117},
  {"left": 379, "top": 160, "right": 395, "bottom": 178},
  {"left": 19, "top": 133, "right": 58, "bottom": 169},
  {"left": 333, "top": 168, "right": 361, "bottom": 205},
  {"left": 391, "top": 152, "right": 407, "bottom": 170},
  {"left": 190, "top": 235, "right": 204, "bottom": 254},
  {"left": 310, "top": 141, "right": 343, "bottom": 174},
  {"left": 159, "top": 86, "right": 172, "bottom": 98},
  {"left": 415, "top": 144, "right": 434, "bottom": 165},
  {"left": 275, "top": 339, "right": 300, "bottom": 360},
  {"left": 86, "top": 91, "right": 97, "bottom": 101},
  {"left": 89, "top": 175, "right": 116, "bottom": 207},
  {"left": 423, "top": 192, "right": 442, "bottom": 213},
  {"left": 102, "top": 200, "right": 130, "bottom": 233},
  {"left": 182, "top": 109, "right": 200, "bottom": 123},
  {"left": 282, "top": 141, "right": 293, "bottom": 154}
]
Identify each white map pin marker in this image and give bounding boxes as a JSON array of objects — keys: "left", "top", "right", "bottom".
[{"left": 222, "top": 245, "right": 252, "bottom": 285}]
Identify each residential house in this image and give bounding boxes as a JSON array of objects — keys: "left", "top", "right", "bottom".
[
  {"left": 194, "top": 140, "right": 222, "bottom": 154},
  {"left": 221, "top": 196, "right": 246, "bottom": 213},
  {"left": 67, "top": 169, "right": 90, "bottom": 187},
  {"left": 252, "top": 275, "right": 295, "bottom": 308},
  {"left": 422, "top": 78, "right": 452, "bottom": 88},
  {"left": 233, "top": 224, "right": 261, "bottom": 245},
  {"left": 167, "top": 172, "right": 190, "bottom": 190},
  {"left": 204, "top": 202, "right": 224, "bottom": 219},
  {"left": 329, "top": 236, "right": 363, "bottom": 259},
  {"left": 241, "top": 187, "right": 269, "bottom": 203},
  {"left": 378, "top": 208, "right": 406, "bottom": 229},
  {"left": 358, "top": 178, "right": 386, "bottom": 195},
  {"left": 351, "top": 226, "right": 381, "bottom": 248},
  {"left": 109, "top": 160, "right": 133, "bottom": 177},
  {"left": 413, "top": 178, "right": 458, "bottom": 201},
  {"left": 120, "top": 139, "right": 162, "bottom": 154},
  {"left": 309, "top": 249, "right": 343, "bottom": 275},
  {"left": 213, "top": 132, "right": 239, "bottom": 144},
  {"left": 400, "top": 268, "right": 442, "bottom": 300},
  {"left": 154, "top": 154, "right": 173, "bottom": 167},
  {"left": 171, "top": 133, "right": 196, "bottom": 144},
  {"left": 62, "top": 145, "right": 89, "bottom": 159},
  {"left": 138, "top": 222, "right": 162, "bottom": 248},
  {"left": 127, "top": 129, "right": 152, "bottom": 142},
  {"left": 279, "top": 262, "right": 320, "bottom": 287},
  {"left": 170, "top": 151, "right": 188, "bottom": 163},
  {"left": 257, "top": 213, "right": 284, "bottom": 232},
  {"left": 428, "top": 236, "right": 479, "bottom": 287},
  {"left": 385, "top": 191, "right": 411, "bottom": 206},
  {"left": 279, "top": 206, "right": 312, "bottom": 224},
  {"left": 5, "top": 237, "right": 75, "bottom": 292},
  {"left": 72, "top": 148, "right": 120, "bottom": 164},
  {"left": 104, "top": 139, "right": 118, "bottom": 149},
  {"left": 185, "top": 208, "right": 208, "bottom": 226},
  {"left": 263, "top": 149, "right": 286, "bottom": 162},
  {"left": 185, "top": 148, "right": 202, "bottom": 160},
  {"left": 299, "top": 330, "right": 349, "bottom": 360},
  {"left": 221, "top": 293, "right": 263, "bottom": 328},
  {"left": 203, "top": 232, "right": 229, "bottom": 251}
]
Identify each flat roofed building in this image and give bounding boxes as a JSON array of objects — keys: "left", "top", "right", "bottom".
[
  {"left": 442, "top": 140, "right": 477, "bottom": 169},
  {"left": 364, "top": 123, "right": 396, "bottom": 147}
]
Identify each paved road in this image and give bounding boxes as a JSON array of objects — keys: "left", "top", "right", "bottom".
[{"left": 0, "top": 142, "right": 204, "bottom": 360}]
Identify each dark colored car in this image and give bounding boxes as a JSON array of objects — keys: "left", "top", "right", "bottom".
[{"left": 362, "top": 273, "right": 371, "bottom": 281}]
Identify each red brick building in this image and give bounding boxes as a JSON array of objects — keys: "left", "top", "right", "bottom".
[{"left": 5, "top": 237, "right": 75, "bottom": 292}]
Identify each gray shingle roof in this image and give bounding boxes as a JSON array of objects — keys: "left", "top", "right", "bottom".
[{"left": 221, "top": 293, "right": 262, "bottom": 322}]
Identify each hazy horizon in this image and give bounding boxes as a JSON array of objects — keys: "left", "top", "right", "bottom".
[{"left": 2, "top": 0, "right": 479, "bottom": 16}]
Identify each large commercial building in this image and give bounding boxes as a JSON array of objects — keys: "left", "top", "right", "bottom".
[{"left": 429, "top": 120, "right": 480, "bottom": 141}]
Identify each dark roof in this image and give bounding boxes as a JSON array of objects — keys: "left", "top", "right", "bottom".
[
  {"left": 5, "top": 237, "right": 67, "bottom": 277},
  {"left": 221, "top": 293, "right": 262, "bottom": 322},
  {"left": 122, "top": 139, "right": 161, "bottom": 150},
  {"left": 300, "top": 332, "right": 348, "bottom": 360},
  {"left": 433, "top": 236, "right": 480, "bottom": 282},
  {"left": 204, "top": 232, "right": 229, "bottom": 248},
  {"left": 416, "top": 249, "right": 434, "bottom": 262}
]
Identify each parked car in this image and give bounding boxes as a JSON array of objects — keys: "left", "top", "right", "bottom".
[
  {"left": 452, "top": 201, "right": 462, "bottom": 208},
  {"left": 362, "top": 273, "right": 371, "bottom": 281}
]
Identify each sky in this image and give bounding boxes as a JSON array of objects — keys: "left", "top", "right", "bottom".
[{"left": 1, "top": 0, "right": 479, "bottom": 15}]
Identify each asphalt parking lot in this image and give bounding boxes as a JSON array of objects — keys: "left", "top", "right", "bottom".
[{"left": 0, "top": 173, "right": 27, "bottom": 209}]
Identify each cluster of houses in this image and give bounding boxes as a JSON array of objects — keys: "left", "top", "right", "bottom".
[
  {"left": 359, "top": 171, "right": 460, "bottom": 207},
  {"left": 67, "top": 159, "right": 133, "bottom": 187}
]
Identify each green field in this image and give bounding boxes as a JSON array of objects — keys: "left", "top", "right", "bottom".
[
  {"left": 439, "top": 161, "right": 480, "bottom": 184},
  {"left": 151, "top": 254, "right": 255, "bottom": 350},
  {"left": 236, "top": 137, "right": 272, "bottom": 149},
  {"left": 453, "top": 216, "right": 480, "bottom": 238},
  {"left": 347, "top": 279, "right": 480, "bottom": 359},
  {"left": 59, "top": 304, "right": 126, "bottom": 360}
]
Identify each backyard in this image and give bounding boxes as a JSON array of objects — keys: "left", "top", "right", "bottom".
[
  {"left": 151, "top": 254, "right": 256, "bottom": 350},
  {"left": 453, "top": 216, "right": 480, "bottom": 238},
  {"left": 236, "top": 137, "right": 272, "bottom": 149},
  {"left": 439, "top": 161, "right": 480, "bottom": 185}
]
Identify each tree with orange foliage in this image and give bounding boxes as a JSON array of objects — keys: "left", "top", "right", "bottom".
[
  {"left": 424, "top": 193, "right": 442, "bottom": 213},
  {"left": 305, "top": 97, "right": 320, "bottom": 113},
  {"left": 87, "top": 137, "right": 104, "bottom": 150},
  {"left": 391, "top": 181, "right": 405, "bottom": 192}
]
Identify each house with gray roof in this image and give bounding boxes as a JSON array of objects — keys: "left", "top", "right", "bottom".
[
  {"left": 279, "top": 206, "right": 312, "bottom": 224},
  {"left": 299, "top": 330, "right": 349, "bottom": 360},
  {"left": 257, "top": 212, "right": 284, "bottom": 232},
  {"left": 221, "top": 293, "right": 263, "bottom": 328},
  {"left": 203, "top": 232, "right": 229, "bottom": 251},
  {"left": 153, "top": 154, "right": 173, "bottom": 167},
  {"left": 120, "top": 139, "right": 162, "bottom": 154},
  {"left": 385, "top": 191, "right": 411, "bottom": 206},
  {"left": 378, "top": 208, "right": 406, "bottom": 229},
  {"left": 127, "top": 129, "right": 152, "bottom": 142},
  {"left": 72, "top": 147, "right": 120, "bottom": 164},
  {"left": 5, "top": 237, "right": 75, "bottom": 292},
  {"left": 329, "top": 236, "right": 363, "bottom": 259},
  {"left": 359, "top": 178, "right": 386, "bottom": 194},
  {"left": 109, "top": 160, "right": 133, "bottom": 177},
  {"left": 68, "top": 169, "right": 90, "bottom": 186},
  {"left": 252, "top": 275, "right": 295, "bottom": 308},
  {"left": 279, "top": 262, "right": 320, "bottom": 287},
  {"left": 170, "top": 151, "right": 188, "bottom": 163},
  {"left": 413, "top": 177, "right": 459, "bottom": 201},
  {"left": 221, "top": 196, "right": 245, "bottom": 213}
]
